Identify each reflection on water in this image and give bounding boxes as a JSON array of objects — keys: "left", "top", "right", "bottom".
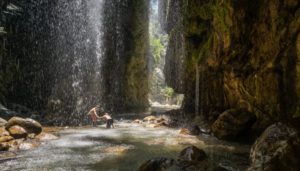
[{"left": 0, "top": 119, "right": 251, "bottom": 171}]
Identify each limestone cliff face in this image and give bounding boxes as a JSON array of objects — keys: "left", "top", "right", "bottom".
[
  {"left": 101, "top": 0, "right": 151, "bottom": 110},
  {"left": 162, "top": 0, "right": 300, "bottom": 134},
  {"left": 0, "top": 0, "right": 52, "bottom": 109}
]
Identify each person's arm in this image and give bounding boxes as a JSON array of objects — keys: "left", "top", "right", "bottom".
[{"left": 98, "top": 116, "right": 104, "bottom": 119}]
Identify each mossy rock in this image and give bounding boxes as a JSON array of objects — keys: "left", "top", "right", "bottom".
[{"left": 5, "top": 117, "right": 42, "bottom": 135}]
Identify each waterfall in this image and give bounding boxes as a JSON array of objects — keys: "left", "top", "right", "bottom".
[
  {"left": 195, "top": 63, "right": 199, "bottom": 116},
  {"left": 45, "top": 0, "right": 104, "bottom": 125}
]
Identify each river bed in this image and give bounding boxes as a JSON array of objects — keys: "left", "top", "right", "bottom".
[{"left": 0, "top": 109, "right": 251, "bottom": 171}]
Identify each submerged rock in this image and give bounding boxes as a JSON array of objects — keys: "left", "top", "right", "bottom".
[
  {"left": 137, "top": 157, "right": 176, "bottom": 171},
  {"left": 0, "top": 118, "right": 7, "bottom": 127},
  {"left": 168, "top": 159, "right": 228, "bottom": 171},
  {"left": 8, "top": 125, "right": 28, "bottom": 139},
  {"left": 18, "top": 141, "right": 38, "bottom": 150},
  {"left": 248, "top": 118, "right": 300, "bottom": 171},
  {"left": 5, "top": 117, "right": 42, "bottom": 135},
  {"left": 0, "top": 136, "right": 14, "bottom": 142},
  {"left": 180, "top": 125, "right": 201, "bottom": 136},
  {"left": 34, "top": 132, "right": 59, "bottom": 141},
  {"left": 212, "top": 109, "right": 256, "bottom": 140},
  {"left": 104, "top": 146, "right": 130, "bottom": 154},
  {"left": 178, "top": 146, "right": 207, "bottom": 162}
]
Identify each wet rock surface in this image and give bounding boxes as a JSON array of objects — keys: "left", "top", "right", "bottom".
[
  {"left": 0, "top": 142, "right": 9, "bottom": 151},
  {"left": 178, "top": 146, "right": 207, "bottom": 162},
  {"left": 137, "top": 157, "right": 176, "bottom": 171},
  {"left": 5, "top": 117, "right": 42, "bottom": 135},
  {"left": 212, "top": 109, "right": 256, "bottom": 141},
  {"left": 35, "top": 132, "right": 59, "bottom": 141},
  {"left": 180, "top": 125, "right": 201, "bottom": 136},
  {"left": 8, "top": 125, "right": 28, "bottom": 139},
  {"left": 143, "top": 115, "right": 156, "bottom": 122},
  {"left": 18, "top": 141, "right": 38, "bottom": 151},
  {"left": 0, "top": 136, "right": 14, "bottom": 143},
  {"left": 168, "top": 160, "right": 228, "bottom": 171},
  {"left": 248, "top": 118, "right": 300, "bottom": 171},
  {"left": 138, "top": 146, "right": 228, "bottom": 171}
]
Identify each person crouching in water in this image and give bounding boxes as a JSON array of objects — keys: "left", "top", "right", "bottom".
[
  {"left": 98, "top": 113, "right": 114, "bottom": 129},
  {"left": 87, "top": 106, "right": 101, "bottom": 126}
]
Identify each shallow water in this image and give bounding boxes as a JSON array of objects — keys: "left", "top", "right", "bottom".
[{"left": 0, "top": 112, "right": 251, "bottom": 171}]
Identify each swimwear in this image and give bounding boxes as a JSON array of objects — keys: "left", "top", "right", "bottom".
[{"left": 107, "top": 119, "right": 114, "bottom": 129}]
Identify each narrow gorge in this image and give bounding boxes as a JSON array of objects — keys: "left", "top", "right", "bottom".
[{"left": 0, "top": 0, "right": 300, "bottom": 170}]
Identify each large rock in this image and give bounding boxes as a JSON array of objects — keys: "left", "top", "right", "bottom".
[
  {"left": 212, "top": 109, "right": 256, "bottom": 140},
  {"left": 0, "top": 118, "right": 7, "bottom": 127},
  {"left": 0, "top": 127, "right": 9, "bottom": 137},
  {"left": 35, "top": 132, "right": 59, "bottom": 141},
  {"left": 0, "top": 136, "right": 14, "bottom": 142},
  {"left": 7, "top": 138, "right": 25, "bottom": 151},
  {"left": 178, "top": 146, "right": 207, "bottom": 162},
  {"left": 179, "top": 125, "right": 201, "bottom": 136},
  {"left": 248, "top": 118, "right": 300, "bottom": 171},
  {"left": 5, "top": 117, "right": 42, "bottom": 135},
  {"left": 8, "top": 125, "right": 28, "bottom": 139},
  {"left": 18, "top": 142, "right": 38, "bottom": 150},
  {"left": 137, "top": 157, "right": 176, "bottom": 171}
]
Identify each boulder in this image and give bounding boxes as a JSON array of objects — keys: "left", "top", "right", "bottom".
[
  {"left": 143, "top": 115, "right": 156, "bottom": 122},
  {"left": 8, "top": 125, "right": 28, "bottom": 139},
  {"left": 180, "top": 125, "right": 201, "bottom": 135},
  {"left": 131, "top": 119, "right": 142, "bottom": 124},
  {"left": 0, "top": 118, "right": 7, "bottom": 127},
  {"left": 0, "top": 127, "right": 9, "bottom": 137},
  {"left": 212, "top": 109, "right": 256, "bottom": 140},
  {"left": 34, "top": 132, "right": 59, "bottom": 141},
  {"left": 137, "top": 157, "right": 176, "bottom": 171},
  {"left": 248, "top": 118, "right": 300, "bottom": 171},
  {"left": 0, "top": 136, "right": 14, "bottom": 142},
  {"left": 5, "top": 117, "right": 42, "bottom": 135},
  {"left": 7, "top": 138, "right": 25, "bottom": 151},
  {"left": 178, "top": 146, "right": 207, "bottom": 162},
  {"left": 18, "top": 142, "right": 38, "bottom": 150},
  {"left": 0, "top": 142, "right": 9, "bottom": 151}
]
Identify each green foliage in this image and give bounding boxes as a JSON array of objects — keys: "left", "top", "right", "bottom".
[
  {"left": 150, "top": 34, "right": 163, "bottom": 68},
  {"left": 163, "top": 86, "right": 174, "bottom": 98}
]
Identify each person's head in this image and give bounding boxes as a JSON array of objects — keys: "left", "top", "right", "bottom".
[{"left": 95, "top": 106, "right": 100, "bottom": 111}]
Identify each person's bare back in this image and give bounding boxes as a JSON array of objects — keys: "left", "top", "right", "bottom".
[{"left": 98, "top": 113, "right": 114, "bottom": 128}]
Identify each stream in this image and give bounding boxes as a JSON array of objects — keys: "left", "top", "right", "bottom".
[{"left": 0, "top": 108, "right": 251, "bottom": 171}]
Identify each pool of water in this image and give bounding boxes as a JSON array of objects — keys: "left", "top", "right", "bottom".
[{"left": 0, "top": 110, "right": 251, "bottom": 171}]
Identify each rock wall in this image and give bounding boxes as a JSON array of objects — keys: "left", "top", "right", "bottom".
[
  {"left": 1, "top": 0, "right": 151, "bottom": 125},
  {"left": 101, "top": 0, "right": 151, "bottom": 110},
  {"left": 0, "top": 0, "right": 52, "bottom": 109},
  {"left": 161, "top": 0, "right": 300, "bottom": 134}
]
